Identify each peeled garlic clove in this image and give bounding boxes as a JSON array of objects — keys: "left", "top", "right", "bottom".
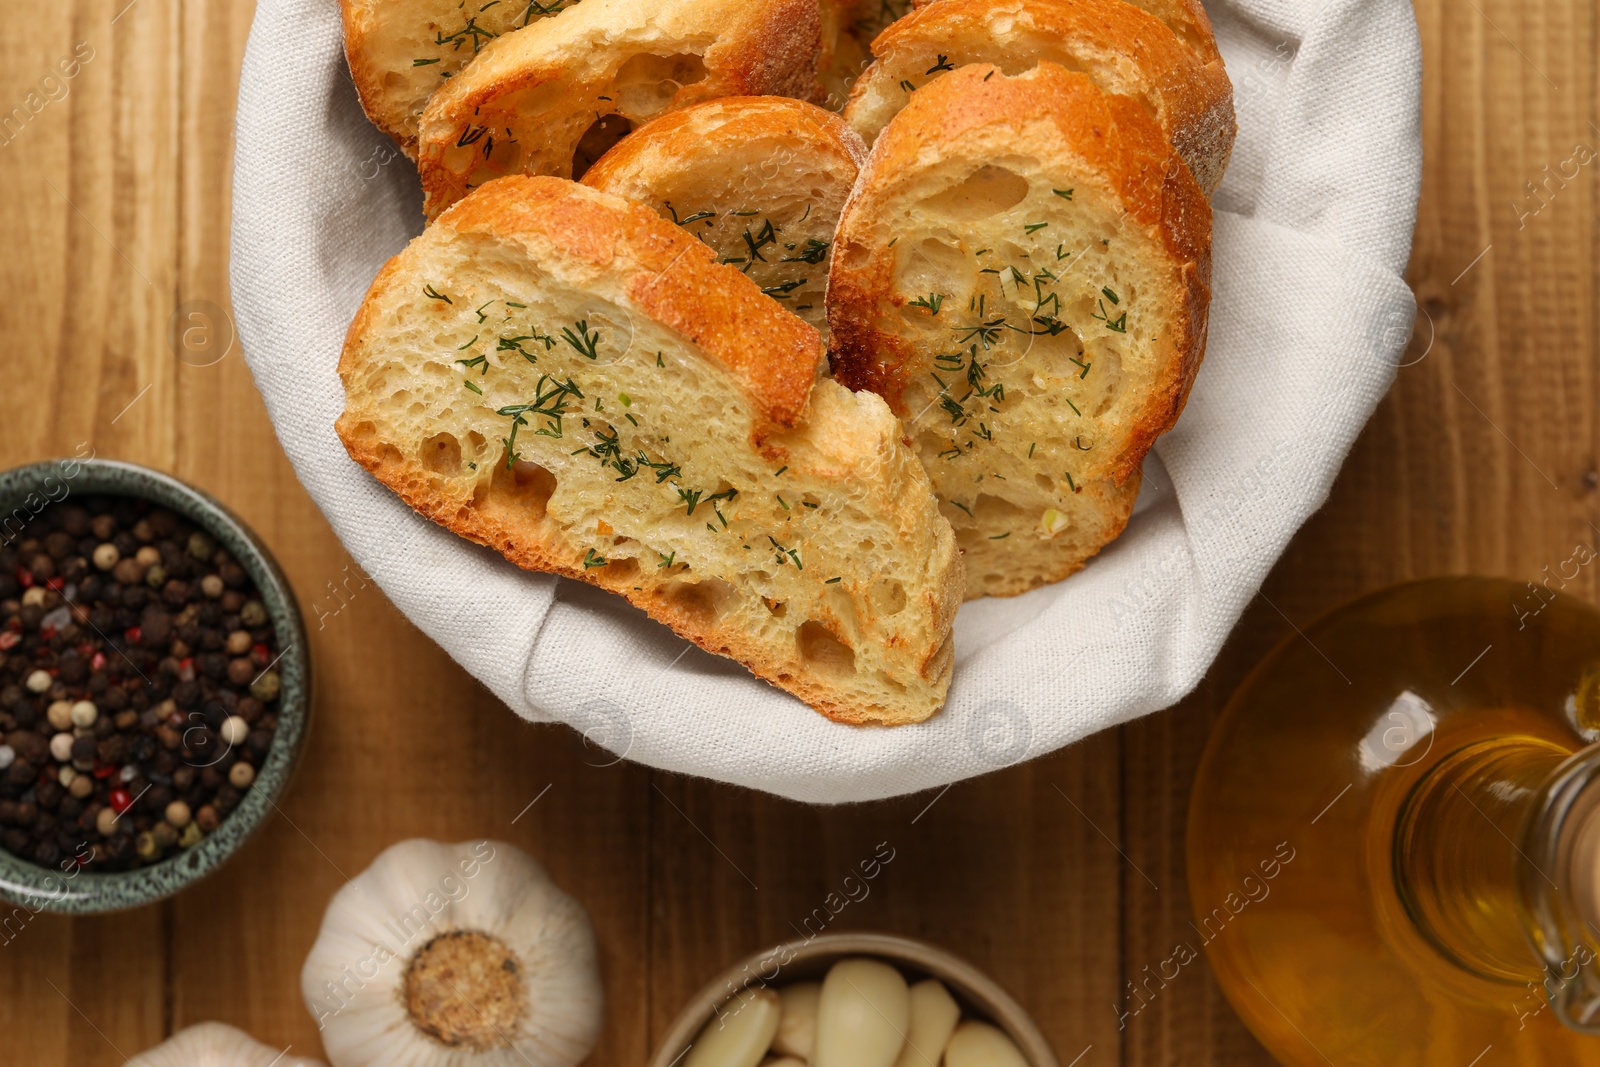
[
  {"left": 814, "top": 958, "right": 911, "bottom": 1067},
  {"left": 890, "top": 979, "right": 961, "bottom": 1067},
  {"left": 772, "top": 981, "right": 821, "bottom": 1059},
  {"left": 128, "top": 1022, "right": 326, "bottom": 1066},
  {"left": 685, "top": 988, "right": 781, "bottom": 1067},
  {"left": 300, "top": 838, "right": 603, "bottom": 1067},
  {"left": 944, "top": 1021, "right": 1030, "bottom": 1067}
]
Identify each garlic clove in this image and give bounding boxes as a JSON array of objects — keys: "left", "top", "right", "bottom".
[
  {"left": 943, "top": 1021, "right": 1030, "bottom": 1067},
  {"left": 890, "top": 980, "right": 961, "bottom": 1067},
  {"left": 685, "top": 988, "right": 781, "bottom": 1067},
  {"left": 128, "top": 1021, "right": 326, "bottom": 1066},
  {"left": 772, "top": 981, "right": 821, "bottom": 1059},
  {"left": 300, "top": 838, "right": 603, "bottom": 1067},
  {"left": 814, "top": 958, "right": 911, "bottom": 1067}
]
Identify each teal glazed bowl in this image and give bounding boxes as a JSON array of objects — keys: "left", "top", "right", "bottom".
[{"left": 0, "top": 458, "right": 310, "bottom": 913}]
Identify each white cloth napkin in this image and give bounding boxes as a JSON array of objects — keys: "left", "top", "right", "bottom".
[{"left": 231, "top": 0, "right": 1421, "bottom": 803}]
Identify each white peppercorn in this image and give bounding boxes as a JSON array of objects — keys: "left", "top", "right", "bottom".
[
  {"left": 228, "top": 761, "right": 255, "bottom": 789},
  {"left": 69, "top": 700, "right": 98, "bottom": 728},
  {"left": 49, "top": 732, "right": 75, "bottom": 762},
  {"left": 25, "top": 669, "right": 52, "bottom": 694},
  {"left": 220, "top": 716, "right": 249, "bottom": 746},
  {"left": 93, "top": 542, "right": 121, "bottom": 570}
]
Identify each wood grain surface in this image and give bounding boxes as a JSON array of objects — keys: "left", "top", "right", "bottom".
[{"left": 0, "top": 1, "right": 1586, "bottom": 1064}]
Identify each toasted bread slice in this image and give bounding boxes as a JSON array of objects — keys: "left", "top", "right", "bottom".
[
  {"left": 415, "top": 0, "right": 825, "bottom": 221},
  {"left": 339, "top": 0, "right": 584, "bottom": 154},
  {"left": 910, "top": 0, "right": 1220, "bottom": 64},
  {"left": 828, "top": 63, "right": 1211, "bottom": 598},
  {"left": 818, "top": 0, "right": 874, "bottom": 108},
  {"left": 820, "top": 0, "right": 915, "bottom": 103},
  {"left": 338, "top": 176, "right": 963, "bottom": 723},
  {"left": 844, "top": 0, "right": 1234, "bottom": 195},
  {"left": 582, "top": 97, "right": 868, "bottom": 338}
]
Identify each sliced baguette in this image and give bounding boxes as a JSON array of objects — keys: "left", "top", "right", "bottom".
[
  {"left": 339, "top": 0, "right": 583, "bottom": 154},
  {"left": 814, "top": 0, "right": 924, "bottom": 107},
  {"left": 582, "top": 97, "right": 868, "bottom": 338},
  {"left": 818, "top": 0, "right": 874, "bottom": 108},
  {"left": 910, "top": 0, "right": 1221, "bottom": 64},
  {"left": 415, "top": 0, "right": 825, "bottom": 221},
  {"left": 828, "top": 63, "right": 1211, "bottom": 598},
  {"left": 843, "top": 0, "right": 1234, "bottom": 195},
  {"left": 338, "top": 175, "right": 963, "bottom": 724}
]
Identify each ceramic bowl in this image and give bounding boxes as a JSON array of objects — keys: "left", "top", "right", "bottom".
[
  {"left": 0, "top": 458, "right": 310, "bottom": 913},
  {"left": 649, "top": 931, "right": 1060, "bottom": 1067}
]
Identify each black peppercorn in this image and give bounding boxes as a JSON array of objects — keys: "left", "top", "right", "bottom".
[
  {"left": 139, "top": 608, "right": 173, "bottom": 649},
  {"left": 57, "top": 652, "right": 86, "bottom": 685},
  {"left": 44, "top": 531, "right": 74, "bottom": 560},
  {"left": 70, "top": 736, "right": 97, "bottom": 765},
  {"left": 226, "top": 658, "right": 255, "bottom": 686}
]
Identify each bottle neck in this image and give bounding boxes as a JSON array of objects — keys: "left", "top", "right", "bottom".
[{"left": 1395, "top": 737, "right": 1600, "bottom": 1029}]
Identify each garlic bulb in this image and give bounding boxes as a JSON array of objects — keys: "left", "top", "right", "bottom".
[
  {"left": 891, "top": 980, "right": 961, "bottom": 1067},
  {"left": 301, "top": 838, "right": 603, "bottom": 1067},
  {"left": 814, "top": 958, "right": 910, "bottom": 1067},
  {"left": 128, "top": 1022, "right": 325, "bottom": 1066}
]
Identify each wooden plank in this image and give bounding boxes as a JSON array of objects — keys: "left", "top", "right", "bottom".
[{"left": 647, "top": 735, "right": 1126, "bottom": 1064}]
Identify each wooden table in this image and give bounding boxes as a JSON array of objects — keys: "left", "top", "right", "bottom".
[{"left": 0, "top": 1, "right": 1581, "bottom": 1063}]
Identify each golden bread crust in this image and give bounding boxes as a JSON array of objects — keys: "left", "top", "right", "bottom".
[
  {"left": 909, "top": 0, "right": 1222, "bottom": 64},
  {"left": 339, "top": 0, "right": 584, "bottom": 155},
  {"left": 415, "top": 0, "right": 826, "bottom": 220},
  {"left": 844, "top": 0, "right": 1234, "bottom": 194}
]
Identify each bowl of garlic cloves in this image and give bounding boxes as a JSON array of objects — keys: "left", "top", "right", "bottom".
[{"left": 651, "top": 932, "right": 1059, "bottom": 1067}]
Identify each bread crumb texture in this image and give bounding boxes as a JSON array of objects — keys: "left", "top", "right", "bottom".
[
  {"left": 828, "top": 63, "right": 1211, "bottom": 599},
  {"left": 338, "top": 176, "right": 962, "bottom": 724}
]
